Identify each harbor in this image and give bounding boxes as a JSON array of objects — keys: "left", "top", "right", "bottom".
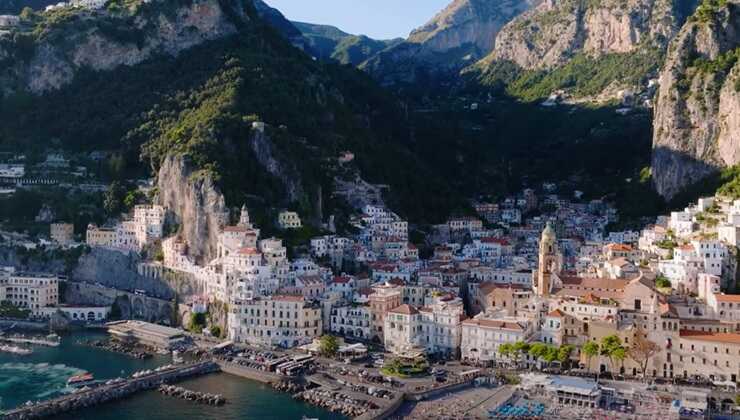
[
  {"left": 2, "top": 361, "right": 220, "bottom": 419},
  {"left": 0, "top": 331, "right": 344, "bottom": 419}
]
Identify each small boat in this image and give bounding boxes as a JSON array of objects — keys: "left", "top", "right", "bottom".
[
  {"left": 0, "top": 344, "right": 32, "bottom": 355},
  {"left": 67, "top": 373, "right": 95, "bottom": 387}
]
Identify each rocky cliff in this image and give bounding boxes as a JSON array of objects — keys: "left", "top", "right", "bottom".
[
  {"left": 361, "top": 0, "right": 539, "bottom": 85},
  {"left": 652, "top": 0, "right": 740, "bottom": 199},
  {"left": 157, "top": 154, "right": 228, "bottom": 264},
  {"left": 252, "top": 0, "right": 311, "bottom": 52},
  {"left": 486, "top": 0, "right": 697, "bottom": 70},
  {"left": 0, "top": 0, "right": 245, "bottom": 95}
]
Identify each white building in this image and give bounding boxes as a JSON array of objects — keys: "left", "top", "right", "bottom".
[
  {"left": 330, "top": 304, "right": 372, "bottom": 340},
  {"left": 0, "top": 273, "right": 59, "bottom": 313},
  {"left": 461, "top": 313, "right": 534, "bottom": 365},
  {"left": 278, "top": 211, "right": 302, "bottom": 229},
  {"left": 419, "top": 295, "right": 465, "bottom": 357},
  {"left": 228, "top": 295, "right": 322, "bottom": 348}
]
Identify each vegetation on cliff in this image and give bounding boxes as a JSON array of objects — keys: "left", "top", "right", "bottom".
[
  {"left": 473, "top": 49, "right": 663, "bottom": 101},
  {"left": 0, "top": 0, "right": 467, "bottom": 224}
]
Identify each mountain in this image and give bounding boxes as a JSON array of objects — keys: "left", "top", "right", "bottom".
[
  {"left": 0, "top": 0, "right": 468, "bottom": 261},
  {"left": 469, "top": 0, "right": 700, "bottom": 102},
  {"left": 361, "top": 0, "right": 540, "bottom": 86},
  {"left": 293, "top": 21, "right": 402, "bottom": 65},
  {"left": 252, "top": 0, "right": 311, "bottom": 52},
  {"left": 651, "top": 0, "right": 740, "bottom": 199}
]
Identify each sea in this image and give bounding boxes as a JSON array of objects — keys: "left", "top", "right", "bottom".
[{"left": 0, "top": 330, "right": 345, "bottom": 420}]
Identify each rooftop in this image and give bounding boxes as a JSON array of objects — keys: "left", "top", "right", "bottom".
[{"left": 680, "top": 330, "right": 740, "bottom": 345}]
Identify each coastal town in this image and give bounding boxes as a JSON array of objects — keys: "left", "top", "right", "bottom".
[
  {"left": 3, "top": 163, "right": 740, "bottom": 418},
  {"left": 1, "top": 0, "right": 740, "bottom": 418}
]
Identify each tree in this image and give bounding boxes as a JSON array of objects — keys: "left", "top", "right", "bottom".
[
  {"left": 628, "top": 327, "right": 659, "bottom": 379},
  {"left": 600, "top": 335, "right": 626, "bottom": 375},
  {"left": 612, "top": 346, "right": 627, "bottom": 376},
  {"left": 513, "top": 341, "right": 531, "bottom": 367},
  {"left": 557, "top": 345, "right": 575, "bottom": 365},
  {"left": 189, "top": 312, "right": 206, "bottom": 333},
  {"left": 499, "top": 343, "right": 513, "bottom": 360},
  {"left": 19, "top": 7, "right": 35, "bottom": 20},
  {"left": 319, "top": 335, "right": 339, "bottom": 358},
  {"left": 582, "top": 341, "right": 599, "bottom": 370},
  {"left": 542, "top": 347, "right": 559, "bottom": 364},
  {"left": 103, "top": 181, "right": 125, "bottom": 215}
]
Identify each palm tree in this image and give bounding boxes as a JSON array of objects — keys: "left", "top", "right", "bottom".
[{"left": 582, "top": 341, "right": 599, "bottom": 372}]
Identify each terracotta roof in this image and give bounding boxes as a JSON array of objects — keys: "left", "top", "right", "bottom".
[
  {"left": 273, "top": 295, "right": 304, "bottom": 302},
  {"left": 237, "top": 247, "right": 260, "bottom": 256},
  {"left": 606, "top": 243, "right": 633, "bottom": 251},
  {"left": 358, "top": 287, "right": 375, "bottom": 296},
  {"left": 680, "top": 330, "right": 740, "bottom": 345},
  {"left": 298, "top": 276, "right": 324, "bottom": 286},
  {"left": 560, "top": 276, "right": 629, "bottom": 290},
  {"left": 715, "top": 294, "right": 740, "bottom": 303},
  {"left": 547, "top": 309, "right": 566, "bottom": 318},
  {"left": 333, "top": 276, "right": 353, "bottom": 284},
  {"left": 481, "top": 237, "right": 510, "bottom": 246},
  {"left": 678, "top": 244, "right": 695, "bottom": 251},
  {"left": 388, "top": 278, "right": 405, "bottom": 286},
  {"left": 389, "top": 304, "right": 419, "bottom": 315},
  {"left": 463, "top": 318, "right": 525, "bottom": 331}
]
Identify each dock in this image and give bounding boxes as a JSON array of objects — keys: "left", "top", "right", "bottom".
[{"left": 1, "top": 361, "right": 219, "bottom": 419}]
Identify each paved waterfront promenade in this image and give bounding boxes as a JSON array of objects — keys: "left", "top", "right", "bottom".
[{"left": 2, "top": 361, "right": 219, "bottom": 419}]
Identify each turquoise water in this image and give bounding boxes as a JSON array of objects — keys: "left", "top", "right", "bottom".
[{"left": 0, "top": 331, "right": 344, "bottom": 419}]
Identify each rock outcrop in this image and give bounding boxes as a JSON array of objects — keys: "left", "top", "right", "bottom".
[
  {"left": 0, "top": 0, "right": 245, "bottom": 96},
  {"left": 249, "top": 125, "right": 304, "bottom": 203},
  {"left": 652, "top": 0, "right": 740, "bottom": 198},
  {"left": 361, "top": 0, "right": 540, "bottom": 85},
  {"left": 157, "top": 154, "right": 228, "bottom": 264},
  {"left": 486, "top": 0, "right": 698, "bottom": 70}
]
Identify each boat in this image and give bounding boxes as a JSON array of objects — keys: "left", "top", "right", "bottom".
[
  {"left": 67, "top": 373, "right": 96, "bottom": 387},
  {"left": 0, "top": 334, "right": 60, "bottom": 347},
  {"left": 0, "top": 344, "right": 32, "bottom": 355}
]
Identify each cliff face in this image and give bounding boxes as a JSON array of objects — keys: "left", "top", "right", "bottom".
[
  {"left": 361, "top": 0, "right": 539, "bottom": 85},
  {"left": 652, "top": 1, "right": 740, "bottom": 199},
  {"left": 157, "top": 154, "right": 229, "bottom": 264},
  {"left": 249, "top": 125, "right": 304, "bottom": 203},
  {"left": 487, "top": 0, "right": 696, "bottom": 70},
  {"left": 409, "top": 0, "right": 540, "bottom": 54},
  {"left": 0, "top": 0, "right": 243, "bottom": 95}
]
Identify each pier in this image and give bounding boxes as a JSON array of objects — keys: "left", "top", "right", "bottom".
[{"left": 1, "top": 361, "right": 219, "bottom": 419}]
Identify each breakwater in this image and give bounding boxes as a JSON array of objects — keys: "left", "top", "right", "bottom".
[
  {"left": 295, "top": 388, "right": 379, "bottom": 417},
  {"left": 158, "top": 384, "right": 225, "bottom": 405},
  {"left": 80, "top": 339, "right": 152, "bottom": 359},
  {"left": 2, "top": 361, "right": 219, "bottom": 419}
]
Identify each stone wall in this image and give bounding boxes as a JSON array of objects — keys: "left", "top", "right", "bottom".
[{"left": 64, "top": 282, "right": 175, "bottom": 324}]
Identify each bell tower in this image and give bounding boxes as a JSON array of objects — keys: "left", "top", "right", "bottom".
[
  {"left": 537, "top": 222, "right": 560, "bottom": 297},
  {"left": 238, "top": 204, "right": 250, "bottom": 227}
]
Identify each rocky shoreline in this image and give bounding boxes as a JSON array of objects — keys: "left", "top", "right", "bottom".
[
  {"left": 294, "top": 388, "right": 378, "bottom": 418},
  {"left": 81, "top": 339, "right": 153, "bottom": 359},
  {"left": 270, "top": 380, "right": 307, "bottom": 394},
  {"left": 158, "top": 384, "right": 226, "bottom": 405}
]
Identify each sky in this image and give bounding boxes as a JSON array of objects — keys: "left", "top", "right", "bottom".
[{"left": 264, "top": 0, "right": 451, "bottom": 40}]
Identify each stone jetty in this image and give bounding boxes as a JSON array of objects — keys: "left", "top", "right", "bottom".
[
  {"left": 158, "top": 385, "right": 225, "bottom": 405},
  {"left": 82, "top": 339, "right": 152, "bottom": 359},
  {"left": 295, "top": 388, "right": 378, "bottom": 417},
  {"left": 2, "top": 361, "right": 219, "bottom": 419},
  {"left": 270, "top": 380, "right": 306, "bottom": 394}
]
